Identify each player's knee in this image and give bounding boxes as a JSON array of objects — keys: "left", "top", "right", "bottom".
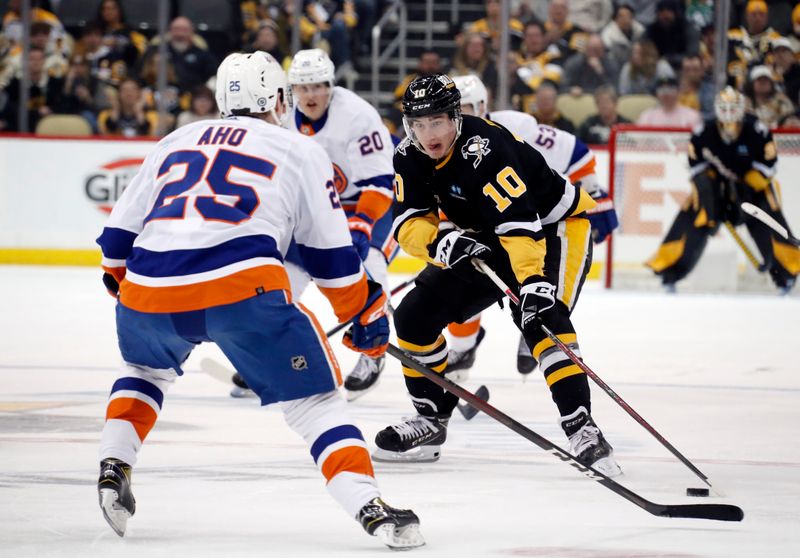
[{"left": 393, "top": 285, "right": 448, "bottom": 342}]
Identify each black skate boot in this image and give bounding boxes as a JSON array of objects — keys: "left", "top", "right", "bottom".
[
  {"left": 344, "top": 355, "right": 385, "bottom": 401},
  {"left": 98, "top": 458, "right": 136, "bottom": 537},
  {"left": 230, "top": 372, "right": 256, "bottom": 398},
  {"left": 372, "top": 415, "right": 448, "bottom": 463},
  {"left": 516, "top": 334, "right": 537, "bottom": 375},
  {"left": 445, "top": 326, "right": 486, "bottom": 382},
  {"left": 560, "top": 406, "right": 622, "bottom": 477},
  {"left": 358, "top": 497, "right": 425, "bottom": 549}
]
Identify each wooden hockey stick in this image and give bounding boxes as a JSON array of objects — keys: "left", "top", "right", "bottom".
[
  {"left": 386, "top": 342, "right": 743, "bottom": 522},
  {"left": 742, "top": 202, "right": 800, "bottom": 247},
  {"left": 724, "top": 222, "right": 765, "bottom": 271},
  {"left": 473, "top": 260, "right": 716, "bottom": 492}
]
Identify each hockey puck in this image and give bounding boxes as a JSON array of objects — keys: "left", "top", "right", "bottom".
[{"left": 686, "top": 487, "right": 710, "bottom": 497}]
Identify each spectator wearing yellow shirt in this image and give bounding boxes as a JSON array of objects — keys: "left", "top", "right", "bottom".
[{"left": 466, "top": 0, "right": 524, "bottom": 54}]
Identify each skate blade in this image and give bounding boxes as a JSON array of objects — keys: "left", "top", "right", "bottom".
[
  {"left": 592, "top": 456, "right": 623, "bottom": 478},
  {"left": 99, "top": 489, "right": 130, "bottom": 537},
  {"left": 229, "top": 386, "right": 257, "bottom": 398},
  {"left": 345, "top": 378, "right": 380, "bottom": 402},
  {"left": 375, "top": 522, "right": 425, "bottom": 550},
  {"left": 372, "top": 446, "right": 441, "bottom": 463}
]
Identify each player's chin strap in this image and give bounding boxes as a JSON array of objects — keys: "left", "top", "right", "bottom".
[{"left": 471, "top": 258, "right": 719, "bottom": 495}]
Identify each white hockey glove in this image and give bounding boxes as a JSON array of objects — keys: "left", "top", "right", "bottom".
[
  {"left": 518, "top": 276, "right": 556, "bottom": 332},
  {"left": 428, "top": 224, "right": 491, "bottom": 272}
]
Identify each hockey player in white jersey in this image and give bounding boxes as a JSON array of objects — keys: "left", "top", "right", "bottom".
[
  {"left": 446, "top": 74, "right": 618, "bottom": 377},
  {"left": 229, "top": 49, "right": 396, "bottom": 401},
  {"left": 95, "top": 51, "right": 423, "bottom": 550}
]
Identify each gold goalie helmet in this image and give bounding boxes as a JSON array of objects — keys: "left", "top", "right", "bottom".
[{"left": 714, "top": 86, "right": 746, "bottom": 144}]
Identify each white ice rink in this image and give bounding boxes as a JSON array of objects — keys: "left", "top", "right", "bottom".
[{"left": 1, "top": 265, "right": 799, "bottom": 557}]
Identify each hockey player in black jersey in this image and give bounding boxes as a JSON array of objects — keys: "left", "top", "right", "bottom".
[
  {"left": 647, "top": 86, "right": 800, "bottom": 292},
  {"left": 373, "top": 73, "right": 621, "bottom": 477}
]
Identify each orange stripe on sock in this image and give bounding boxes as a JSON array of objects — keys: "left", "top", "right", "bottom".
[
  {"left": 321, "top": 446, "right": 374, "bottom": 481},
  {"left": 447, "top": 317, "right": 481, "bottom": 337},
  {"left": 106, "top": 398, "right": 158, "bottom": 441}
]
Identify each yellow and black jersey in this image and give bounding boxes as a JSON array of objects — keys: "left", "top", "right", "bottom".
[
  {"left": 392, "top": 114, "right": 595, "bottom": 283},
  {"left": 689, "top": 115, "right": 777, "bottom": 189}
]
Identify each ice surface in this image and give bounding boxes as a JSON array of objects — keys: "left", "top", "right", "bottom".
[{"left": 1, "top": 266, "right": 799, "bottom": 557}]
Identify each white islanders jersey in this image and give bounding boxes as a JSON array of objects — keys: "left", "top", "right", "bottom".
[
  {"left": 289, "top": 86, "right": 394, "bottom": 207},
  {"left": 97, "top": 116, "right": 368, "bottom": 321}
]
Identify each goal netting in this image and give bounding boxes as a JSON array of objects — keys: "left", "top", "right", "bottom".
[{"left": 603, "top": 125, "right": 800, "bottom": 294}]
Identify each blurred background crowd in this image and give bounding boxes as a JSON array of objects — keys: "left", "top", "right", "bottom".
[{"left": 1, "top": 0, "right": 799, "bottom": 142}]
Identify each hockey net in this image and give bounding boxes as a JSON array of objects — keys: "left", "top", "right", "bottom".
[{"left": 603, "top": 125, "right": 800, "bottom": 293}]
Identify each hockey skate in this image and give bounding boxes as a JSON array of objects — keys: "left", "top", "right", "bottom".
[
  {"left": 372, "top": 415, "right": 448, "bottom": 463},
  {"left": 516, "top": 334, "right": 537, "bottom": 375},
  {"left": 230, "top": 372, "right": 256, "bottom": 398},
  {"left": 560, "top": 406, "right": 622, "bottom": 477},
  {"left": 358, "top": 497, "right": 425, "bottom": 549},
  {"left": 445, "top": 326, "right": 486, "bottom": 382},
  {"left": 344, "top": 355, "right": 384, "bottom": 401},
  {"left": 97, "top": 458, "right": 136, "bottom": 537}
]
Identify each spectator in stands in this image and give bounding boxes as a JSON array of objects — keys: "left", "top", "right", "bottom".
[
  {"left": 789, "top": 4, "right": 800, "bottom": 55},
  {"left": 142, "top": 17, "right": 217, "bottom": 94},
  {"left": 138, "top": 52, "right": 182, "bottom": 119},
  {"left": 389, "top": 49, "right": 443, "bottom": 130},
  {"left": 569, "top": 0, "right": 613, "bottom": 34},
  {"left": 532, "top": 80, "right": 576, "bottom": 133},
  {"left": 677, "top": 54, "right": 714, "bottom": 119},
  {"left": 578, "top": 84, "right": 631, "bottom": 144},
  {"left": 0, "top": 46, "right": 65, "bottom": 132},
  {"left": 95, "top": 0, "right": 146, "bottom": 72},
  {"left": 176, "top": 85, "right": 218, "bottom": 128},
  {"left": 645, "top": 0, "right": 698, "bottom": 72},
  {"left": 248, "top": 20, "right": 290, "bottom": 68},
  {"left": 727, "top": 0, "right": 784, "bottom": 90},
  {"left": 466, "top": 0, "right": 524, "bottom": 54},
  {"left": 61, "top": 56, "right": 112, "bottom": 132},
  {"left": 2, "top": 0, "right": 68, "bottom": 56},
  {"left": 772, "top": 38, "right": 800, "bottom": 107},
  {"left": 515, "top": 20, "right": 563, "bottom": 92},
  {"left": 745, "top": 65, "right": 795, "bottom": 129},
  {"left": 0, "top": 21, "right": 69, "bottom": 89},
  {"left": 601, "top": 3, "right": 645, "bottom": 71},
  {"left": 685, "top": 0, "right": 713, "bottom": 30},
  {"left": 698, "top": 23, "right": 715, "bottom": 74},
  {"left": 73, "top": 22, "right": 129, "bottom": 87},
  {"left": 543, "top": 0, "right": 588, "bottom": 60},
  {"left": 450, "top": 32, "right": 498, "bottom": 99},
  {"left": 618, "top": 38, "right": 674, "bottom": 95},
  {"left": 625, "top": 0, "right": 658, "bottom": 26},
  {"left": 561, "top": 33, "right": 619, "bottom": 95},
  {"left": 98, "top": 78, "right": 158, "bottom": 137},
  {"left": 303, "top": 1, "right": 357, "bottom": 72},
  {"left": 637, "top": 76, "right": 701, "bottom": 128}
]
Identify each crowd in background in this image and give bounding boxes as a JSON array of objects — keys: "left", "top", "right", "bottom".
[{"left": 1, "top": 0, "right": 799, "bottom": 144}]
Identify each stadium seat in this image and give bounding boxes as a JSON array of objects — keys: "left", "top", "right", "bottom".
[
  {"left": 556, "top": 93, "right": 596, "bottom": 127},
  {"left": 177, "top": 0, "right": 233, "bottom": 32},
  {"left": 120, "top": 0, "right": 160, "bottom": 32},
  {"left": 56, "top": 0, "right": 97, "bottom": 29},
  {"left": 617, "top": 94, "right": 658, "bottom": 122},
  {"left": 35, "top": 114, "right": 93, "bottom": 136}
]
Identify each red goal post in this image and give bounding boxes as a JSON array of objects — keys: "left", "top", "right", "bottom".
[{"left": 604, "top": 124, "right": 800, "bottom": 291}]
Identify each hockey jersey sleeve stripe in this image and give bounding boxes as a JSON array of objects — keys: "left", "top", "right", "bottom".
[
  {"left": 752, "top": 161, "right": 776, "bottom": 178},
  {"left": 495, "top": 220, "right": 543, "bottom": 237},
  {"left": 119, "top": 264, "right": 290, "bottom": 313},
  {"left": 540, "top": 184, "right": 577, "bottom": 225},
  {"left": 393, "top": 212, "right": 440, "bottom": 262},
  {"left": 391, "top": 207, "right": 436, "bottom": 240},
  {"left": 318, "top": 273, "right": 369, "bottom": 323},
  {"left": 566, "top": 153, "right": 596, "bottom": 183},
  {"left": 127, "top": 234, "right": 282, "bottom": 278},
  {"left": 354, "top": 189, "right": 393, "bottom": 223},
  {"left": 310, "top": 424, "right": 365, "bottom": 463},
  {"left": 293, "top": 243, "right": 363, "bottom": 281},
  {"left": 110, "top": 377, "right": 165, "bottom": 408},
  {"left": 96, "top": 226, "right": 139, "bottom": 260},
  {"left": 354, "top": 174, "right": 394, "bottom": 193},
  {"left": 690, "top": 162, "right": 709, "bottom": 177}
]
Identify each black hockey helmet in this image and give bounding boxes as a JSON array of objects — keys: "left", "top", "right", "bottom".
[{"left": 402, "top": 73, "right": 461, "bottom": 118}]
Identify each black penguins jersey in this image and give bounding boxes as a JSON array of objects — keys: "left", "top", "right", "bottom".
[
  {"left": 392, "top": 114, "right": 595, "bottom": 283},
  {"left": 689, "top": 115, "right": 777, "bottom": 186}
]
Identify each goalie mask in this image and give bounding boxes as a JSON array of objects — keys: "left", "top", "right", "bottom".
[
  {"left": 453, "top": 74, "right": 488, "bottom": 117},
  {"left": 402, "top": 73, "right": 463, "bottom": 155},
  {"left": 714, "top": 86, "right": 746, "bottom": 144},
  {"left": 215, "top": 51, "right": 289, "bottom": 126}
]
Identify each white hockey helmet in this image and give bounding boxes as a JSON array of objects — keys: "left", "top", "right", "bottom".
[
  {"left": 215, "top": 51, "right": 289, "bottom": 125},
  {"left": 288, "top": 48, "right": 336, "bottom": 86},
  {"left": 714, "top": 86, "right": 746, "bottom": 144},
  {"left": 453, "top": 74, "right": 488, "bottom": 117}
]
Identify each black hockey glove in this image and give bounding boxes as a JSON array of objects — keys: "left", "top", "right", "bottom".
[
  {"left": 518, "top": 276, "right": 556, "bottom": 333},
  {"left": 102, "top": 272, "right": 120, "bottom": 297},
  {"left": 428, "top": 225, "right": 491, "bottom": 273}
]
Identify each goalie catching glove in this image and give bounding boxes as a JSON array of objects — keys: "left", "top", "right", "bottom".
[
  {"left": 343, "top": 280, "right": 390, "bottom": 358},
  {"left": 428, "top": 223, "right": 492, "bottom": 272},
  {"left": 518, "top": 276, "right": 556, "bottom": 332}
]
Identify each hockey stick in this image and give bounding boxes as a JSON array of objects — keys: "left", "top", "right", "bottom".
[
  {"left": 473, "top": 260, "right": 716, "bottom": 491},
  {"left": 742, "top": 202, "right": 800, "bottom": 247},
  {"left": 724, "top": 222, "right": 765, "bottom": 271},
  {"left": 456, "top": 384, "right": 489, "bottom": 420},
  {"left": 386, "top": 343, "right": 743, "bottom": 522}
]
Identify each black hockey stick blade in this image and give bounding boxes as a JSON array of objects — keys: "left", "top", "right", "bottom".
[
  {"left": 742, "top": 202, "right": 800, "bottom": 247},
  {"left": 457, "top": 384, "right": 489, "bottom": 420},
  {"left": 386, "top": 344, "right": 744, "bottom": 522}
]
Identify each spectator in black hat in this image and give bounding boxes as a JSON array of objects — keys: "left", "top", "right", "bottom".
[
  {"left": 637, "top": 75, "right": 701, "bottom": 127},
  {"left": 645, "top": 0, "right": 698, "bottom": 72}
]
